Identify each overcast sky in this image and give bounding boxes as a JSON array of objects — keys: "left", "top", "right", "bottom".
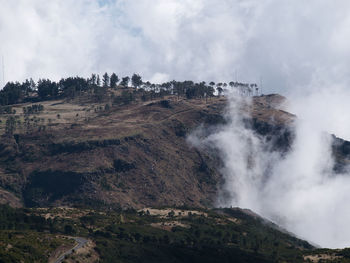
[{"left": 1, "top": 0, "right": 350, "bottom": 94}]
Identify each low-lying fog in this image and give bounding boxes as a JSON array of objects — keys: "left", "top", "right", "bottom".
[{"left": 189, "top": 86, "right": 350, "bottom": 248}]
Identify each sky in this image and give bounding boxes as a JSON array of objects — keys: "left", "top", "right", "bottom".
[
  {"left": 2, "top": 0, "right": 350, "bottom": 248},
  {"left": 1, "top": 0, "right": 350, "bottom": 94}
]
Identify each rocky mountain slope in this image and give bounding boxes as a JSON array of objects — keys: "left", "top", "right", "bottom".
[
  {"left": 2, "top": 93, "right": 350, "bottom": 262},
  {"left": 0, "top": 94, "right": 348, "bottom": 209}
]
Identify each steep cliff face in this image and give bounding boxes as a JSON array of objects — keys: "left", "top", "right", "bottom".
[
  {"left": 0, "top": 94, "right": 348, "bottom": 209},
  {"left": 0, "top": 97, "right": 227, "bottom": 208}
]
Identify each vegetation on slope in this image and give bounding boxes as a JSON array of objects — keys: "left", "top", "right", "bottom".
[
  {"left": 0, "top": 72, "right": 295, "bottom": 209},
  {"left": 1, "top": 74, "right": 350, "bottom": 262},
  {"left": 6, "top": 204, "right": 349, "bottom": 263}
]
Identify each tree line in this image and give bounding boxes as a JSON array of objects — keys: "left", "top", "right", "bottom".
[{"left": 0, "top": 73, "right": 260, "bottom": 106}]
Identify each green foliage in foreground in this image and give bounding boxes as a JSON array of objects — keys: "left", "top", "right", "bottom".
[
  {"left": 1, "top": 204, "right": 350, "bottom": 263},
  {"left": 89, "top": 209, "right": 307, "bottom": 263},
  {"left": 0, "top": 205, "right": 74, "bottom": 263},
  {"left": 0, "top": 231, "right": 72, "bottom": 263}
]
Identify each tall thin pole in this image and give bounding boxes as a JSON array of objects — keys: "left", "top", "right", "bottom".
[
  {"left": 1, "top": 55, "right": 5, "bottom": 88},
  {"left": 260, "top": 76, "right": 263, "bottom": 96}
]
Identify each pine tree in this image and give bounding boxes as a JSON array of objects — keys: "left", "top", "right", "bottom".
[
  {"left": 102, "top": 72, "right": 110, "bottom": 87},
  {"left": 110, "top": 73, "right": 119, "bottom": 89}
]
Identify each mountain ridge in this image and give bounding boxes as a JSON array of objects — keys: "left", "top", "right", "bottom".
[
  {"left": 2, "top": 93, "right": 348, "bottom": 210},
  {"left": 0, "top": 94, "right": 293, "bottom": 208}
]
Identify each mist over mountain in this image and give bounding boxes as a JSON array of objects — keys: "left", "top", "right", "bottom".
[
  {"left": 189, "top": 91, "right": 350, "bottom": 248},
  {"left": 0, "top": 72, "right": 350, "bottom": 260},
  {"left": 1, "top": 0, "right": 350, "bottom": 261}
]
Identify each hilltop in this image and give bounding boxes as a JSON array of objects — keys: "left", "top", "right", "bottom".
[
  {"left": 1, "top": 83, "right": 350, "bottom": 262},
  {"left": 0, "top": 91, "right": 348, "bottom": 209},
  {"left": 0, "top": 90, "right": 299, "bottom": 209}
]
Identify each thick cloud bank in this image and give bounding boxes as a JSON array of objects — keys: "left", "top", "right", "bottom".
[
  {"left": 189, "top": 88, "right": 350, "bottom": 248},
  {"left": 1, "top": 0, "right": 350, "bottom": 93}
]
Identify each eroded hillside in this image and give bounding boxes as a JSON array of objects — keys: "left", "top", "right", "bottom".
[
  {"left": 0, "top": 94, "right": 296, "bottom": 208},
  {"left": 0, "top": 94, "right": 348, "bottom": 209}
]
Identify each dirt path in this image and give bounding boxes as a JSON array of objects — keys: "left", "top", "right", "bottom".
[{"left": 53, "top": 237, "right": 88, "bottom": 263}]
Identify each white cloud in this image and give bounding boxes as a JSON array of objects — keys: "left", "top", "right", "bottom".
[
  {"left": 2, "top": 0, "right": 349, "bottom": 92},
  {"left": 2, "top": 0, "right": 350, "bottom": 248},
  {"left": 149, "top": 72, "right": 169, "bottom": 84},
  {"left": 189, "top": 88, "right": 350, "bottom": 248},
  {"left": 0, "top": 0, "right": 101, "bottom": 82}
]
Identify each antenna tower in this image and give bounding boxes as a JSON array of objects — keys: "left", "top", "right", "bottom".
[{"left": 1, "top": 55, "right": 5, "bottom": 88}]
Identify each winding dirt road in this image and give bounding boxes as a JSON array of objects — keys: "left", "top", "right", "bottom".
[{"left": 54, "top": 237, "right": 88, "bottom": 263}]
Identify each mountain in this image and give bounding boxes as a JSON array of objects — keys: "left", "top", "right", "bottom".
[
  {"left": 0, "top": 95, "right": 226, "bottom": 208},
  {"left": 0, "top": 93, "right": 348, "bottom": 209},
  {"left": 0, "top": 204, "right": 316, "bottom": 263},
  {"left": 2, "top": 92, "right": 350, "bottom": 262}
]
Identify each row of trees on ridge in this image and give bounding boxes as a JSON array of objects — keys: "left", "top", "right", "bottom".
[{"left": 0, "top": 73, "right": 260, "bottom": 106}]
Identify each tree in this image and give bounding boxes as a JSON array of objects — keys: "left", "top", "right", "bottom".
[
  {"left": 110, "top": 73, "right": 119, "bottom": 89},
  {"left": 217, "top": 87, "right": 223, "bottom": 96},
  {"left": 64, "top": 224, "right": 75, "bottom": 235},
  {"left": 0, "top": 82, "right": 24, "bottom": 105},
  {"left": 93, "top": 85, "right": 107, "bottom": 102},
  {"left": 120, "top": 76, "right": 130, "bottom": 87},
  {"left": 114, "top": 91, "right": 134, "bottom": 105},
  {"left": 131, "top": 74, "right": 142, "bottom": 89},
  {"left": 121, "top": 91, "right": 134, "bottom": 104},
  {"left": 29, "top": 78, "right": 36, "bottom": 91},
  {"left": 96, "top": 75, "right": 101, "bottom": 86},
  {"left": 90, "top": 74, "right": 97, "bottom": 85},
  {"left": 22, "top": 79, "right": 31, "bottom": 95},
  {"left": 37, "top": 79, "right": 58, "bottom": 99},
  {"left": 59, "top": 77, "right": 88, "bottom": 98},
  {"left": 102, "top": 72, "right": 110, "bottom": 87},
  {"left": 206, "top": 85, "right": 215, "bottom": 98}
]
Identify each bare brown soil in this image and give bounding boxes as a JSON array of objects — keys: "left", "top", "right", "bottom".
[{"left": 0, "top": 95, "right": 295, "bottom": 209}]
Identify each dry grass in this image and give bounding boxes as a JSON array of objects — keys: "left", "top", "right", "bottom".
[
  {"left": 35, "top": 207, "right": 96, "bottom": 220},
  {"left": 150, "top": 221, "right": 190, "bottom": 231},
  {"left": 0, "top": 94, "right": 296, "bottom": 209},
  {"left": 304, "top": 253, "right": 342, "bottom": 262},
  {"left": 0, "top": 99, "right": 106, "bottom": 135},
  {"left": 140, "top": 208, "right": 208, "bottom": 218},
  {"left": 250, "top": 94, "right": 295, "bottom": 126}
]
